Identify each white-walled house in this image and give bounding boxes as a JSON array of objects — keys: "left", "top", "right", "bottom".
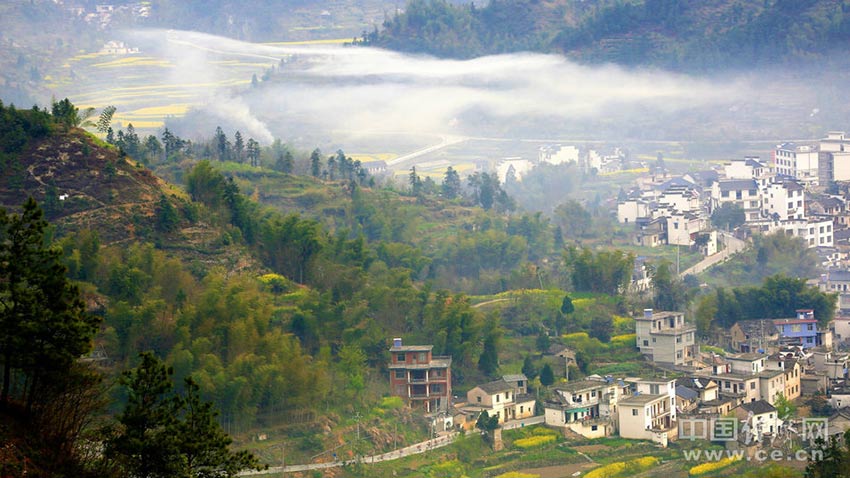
[
  {"left": 725, "top": 157, "right": 767, "bottom": 180},
  {"left": 635, "top": 309, "right": 698, "bottom": 366}
]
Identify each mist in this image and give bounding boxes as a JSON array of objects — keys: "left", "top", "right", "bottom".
[{"left": 93, "top": 29, "right": 844, "bottom": 149}]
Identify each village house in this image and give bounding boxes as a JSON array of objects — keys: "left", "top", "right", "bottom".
[
  {"left": 811, "top": 349, "right": 850, "bottom": 380},
  {"left": 733, "top": 400, "right": 781, "bottom": 442},
  {"left": 544, "top": 376, "right": 627, "bottom": 438},
  {"left": 773, "top": 310, "right": 819, "bottom": 348},
  {"left": 772, "top": 142, "right": 819, "bottom": 185},
  {"left": 765, "top": 355, "right": 802, "bottom": 401},
  {"left": 388, "top": 338, "right": 452, "bottom": 413},
  {"left": 729, "top": 319, "right": 779, "bottom": 353},
  {"left": 635, "top": 309, "right": 699, "bottom": 367},
  {"left": 617, "top": 392, "right": 677, "bottom": 446},
  {"left": 465, "top": 379, "right": 535, "bottom": 425}
]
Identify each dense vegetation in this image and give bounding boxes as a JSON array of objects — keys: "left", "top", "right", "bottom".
[
  {"left": 0, "top": 99, "right": 840, "bottom": 477},
  {"left": 370, "top": 0, "right": 850, "bottom": 71}
]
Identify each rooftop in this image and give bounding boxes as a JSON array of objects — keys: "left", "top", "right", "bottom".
[
  {"left": 773, "top": 318, "right": 817, "bottom": 326},
  {"left": 739, "top": 400, "right": 776, "bottom": 415},
  {"left": 635, "top": 310, "right": 683, "bottom": 321},
  {"left": 475, "top": 379, "right": 513, "bottom": 395},
  {"left": 502, "top": 374, "right": 528, "bottom": 383},
  {"left": 718, "top": 179, "right": 758, "bottom": 191},
  {"left": 390, "top": 345, "right": 433, "bottom": 352},
  {"left": 728, "top": 353, "right": 768, "bottom": 362},
  {"left": 619, "top": 393, "right": 666, "bottom": 405}
]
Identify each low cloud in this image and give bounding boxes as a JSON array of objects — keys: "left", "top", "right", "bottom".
[{"left": 106, "top": 29, "right": 829, "bottom": 146}]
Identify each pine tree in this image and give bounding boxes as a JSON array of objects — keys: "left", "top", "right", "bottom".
[
  {"left": 522, "top": 355, "right": 538, "bottom": 380},
  {"left": 0, "top": 198, "right": 99, "bottom": 408},
  {"left": 233, "top": 131, "right": 244, "bottom": 163},
  {"left": 539, "top": 364, "right": 555, "bottom": 387},
  {"left": 107, "top": 352, "right": 265, "bottom": 477},
  {"left": 155, "top": 195, "right": 180, "bottom": 233},
  {"left": 310, "top": 148, "right": 322, "bottom": 177}
]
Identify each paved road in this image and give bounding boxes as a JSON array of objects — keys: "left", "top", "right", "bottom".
[
  {"left": 242, "top": 433, "right": 459, "bottom": 475},
  {"left": 680, "top": 232, "right": 748, "bottom": 277},
  {"left": 242, "top": 416, "right": 546, "bottom": 475},
  {"left": 501, "top": 416, "right": 545, "bottom": 430}
]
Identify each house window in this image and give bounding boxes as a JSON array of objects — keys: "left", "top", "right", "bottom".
[
  {"left": 395, "top": 370, "right": 405, "bottom": 379},
  {"left": 496, "top": 394, "right": 500, "bottom": 403},
  {"left": 643, "top": 340, "right": 649, "bottom": 346},
  {"left": 592, "top": 425, "right": 598, "bottom": 431},
  {"left": 750, "top": 382, "right": 756, "bottom": 390},
  {"left": 676, "top": 351, "right": 683, "bottom": 359},
  {"left": 652, "top": 337, "right": 656, "bottom": 343},
  {"left": 632, "top": 409, "right": 638, "bottom": 416},
  {"left": 418, "top": 352, "right": 427, "bottom": 362},
  {"left": 476, "top": 396, "right": 481, "bottom": 403},
  {"left": 431, "top": 384, "right": 442, "bottom": 393},
  {"left": 807, "top": 324, "right": 813, "bottom": 331},
  {"left": 397, "top": 353, "right": 406, "bottom": 362},
  {"left": 520, "top": 406, "right": 524, "bottom": 414}
]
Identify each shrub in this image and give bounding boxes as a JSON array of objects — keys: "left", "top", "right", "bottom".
[
  {"left": 379, "top": 396, "right": 404, "bottom": 410},
  {"left": 513, "top": 435, "right": 556, "bottom": 449},
  {"left": 584, "top": 456, "right": 659, "bottom": 478},
  {"left": 688, "top": 455, "right": 742, "bottom": 476},
  {"left": 494, "top": 473, "right": 539, "bottom": 478}
]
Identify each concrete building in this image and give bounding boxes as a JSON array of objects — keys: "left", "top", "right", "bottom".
[
  {"left": 466, "top": 379, "right": 535, "bottom": 424},
  {"left": 773, "top": 310, "right": 818, "bottom": 349},
  {"left": 819, "top": 131, "right": 850, "bottom": 183},
  {"left": 733, "top": 400, "right": 781, "bottom": 442},
  {"left": 725, "top": 157, "right": 767, "bottom": 180},
  {"left": 544, "top": 376, "right": 627, "bottom": 438},
  {"left": 617, "top": 392, "right": 677, "bottom": 446},
  {"left": 772, "top": 143, "right": 819, "bottom": 185},
  {"left": 635, "top": 309, "right": 698, "bottom": 366},
  {"left": 711, "top": 179, "right": 762, "bottom": 222},
  {"left": 388, "top": 338, "right": 452, "bottom": 412},
  {"left": 729, "top": 320, "right": 779, "bottom": 353}
]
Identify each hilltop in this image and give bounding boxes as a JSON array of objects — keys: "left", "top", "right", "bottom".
[{"left": 373, "top": 0, "right": 850, "bottom": 71}]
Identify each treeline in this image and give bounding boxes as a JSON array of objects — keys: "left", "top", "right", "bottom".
[
  {"left": 370, "top": 0, "right": 850, "bottom": 71},
  {"left": 0, "top": 199, "right": 262, "bottom": 477}
]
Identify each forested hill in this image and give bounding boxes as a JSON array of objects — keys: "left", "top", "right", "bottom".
[{"left": 372, "top": 0, "right": 850, "bottom": 71}]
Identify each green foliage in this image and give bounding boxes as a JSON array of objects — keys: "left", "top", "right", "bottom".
[
  {"left": 710, "top": 233, "right": 821, "bottom": 288},
  {"left": 155, "top": 194, "right": 180, "bottom": 233},
  {"left": 713, "top": 274, "right": 836, "bottom": 328},
  {"left": 539, "top": 363, "right": 554, "bottom": 387},
  {"left": 652, "top": 260, "right": 688, "bottom": 311},
  {"left": 375, "top": 0, "right": 850, "bottom": 72},
  {"left": 0, "top": 198, "right": 100, "bottom": 407},
  {"left": 774, "top": 393, "right": 796, "bottom": 421},
  {"left": 564, "top": 246, "right": 634, "bottom": 295},
  {"left": 106, "top": 352, "right": 265, "bottom": 477}
]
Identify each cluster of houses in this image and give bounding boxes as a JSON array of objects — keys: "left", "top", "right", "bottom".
[
  {"left": 64, "top": 3, "right": 151, "bottom": 28},
  {"left": 616, "top": 131, "right": 850, "bottom": 266},
  {"left": 388, "top": 305, "right": 850, "bottom": 449}
]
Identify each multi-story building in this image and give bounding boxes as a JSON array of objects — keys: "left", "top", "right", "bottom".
[
  {"left": 765, "top": 355, "right": 801, "bottom": 401},
  {"left": 834, "top": 316, "right": 850, "bottom": 343},
  {"left": 773, "top": 310, "right": 818, "bottom": 349},
  {"left": 711, "top": 179, "right": 762, "bottom": 222},
  {"left": 759, "top": 178, "right": 805, "bottom": 221},
  {"left": 819, "top": 131, "right": 850, "bottom": 183},
  {"left": 635, "top": 309, "right": 698, "bottom": 366},
  {"left": 772, "top": 143, "right": 819, "bottom": 185},
  {"left": 544, "top": 376, "right": 628, "bottom": 438},
  {"left": 618, "top": 392, "right": 677, "bottom": 446},
  {"left": 725, "top": 157, "right": 767, "bottom": 180},
  {"left": 388, "top": 338, "right": 452, "bottom": 412},
  {"left": 819, "top": 272, "right": 850, "bottom": 312}
]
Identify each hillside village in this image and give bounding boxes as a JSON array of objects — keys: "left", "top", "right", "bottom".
[{"left": 385, "top": 130, "right": 850, "bottom": 457}]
